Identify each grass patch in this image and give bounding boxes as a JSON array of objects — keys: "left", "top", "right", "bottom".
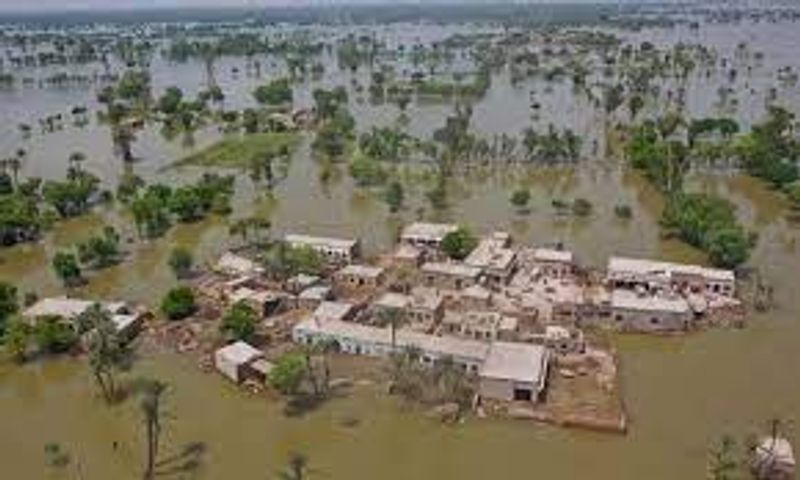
[{"left": 175, "top": 132, "right": 300, "bottom": 168}]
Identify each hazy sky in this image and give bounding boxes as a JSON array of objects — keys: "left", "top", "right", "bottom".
[{"left": 0, "top": 0, "right": 661, "bottom": 14}]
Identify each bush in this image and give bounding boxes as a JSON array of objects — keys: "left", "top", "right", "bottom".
[
  {"left": 572, "top": 198, "right": 593, "bottom": 217},
  {"left": 168, "top": 247, "right": 194, "bottom": 279},
  {"left": 253, "top": 78, "right": 293, "bottom": 106},
  {"left": 34, "top": 316, "right": 79, "bottom": 354},
  {"left": 510, "top": 188, "right": 531, "bottom": 210},
  {"left": 0, "top": 281, "right": 18, "bottom": 336},
  {"left": 269, "top": 354, "right": 307, "bottom": 395},
  {"left": 614, "top": 204, "right": 633, "bottom": 219},
  {"left": 219, "top": 301, "right": 257, "bottom": 342},
  {"left": 160, "top": 287, "right": 197, "bottom": 320}
]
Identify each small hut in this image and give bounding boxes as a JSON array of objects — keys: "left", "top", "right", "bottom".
[{"left": 214, "top": 341, "right": 269, "bottom": 384}]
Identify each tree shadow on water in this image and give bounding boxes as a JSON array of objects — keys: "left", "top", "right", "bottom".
[{"left": 154, "top": 441, "right": 207, "bottom": 478}]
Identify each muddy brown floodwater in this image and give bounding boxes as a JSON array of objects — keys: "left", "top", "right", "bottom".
[{"left": 1, "top": 19, "right": 800, "bottom": 480}]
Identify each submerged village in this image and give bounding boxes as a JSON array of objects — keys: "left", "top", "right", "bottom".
[{"left": 20, "top": 221, "right": 746, "bottom": 431}]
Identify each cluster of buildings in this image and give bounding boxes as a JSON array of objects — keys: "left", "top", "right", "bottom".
[
  {"left": 24, "top": 224, "right": 740, "bottom": 409},
  {"left": 199, "top": 223, "right": 741, "bottom": 406}
]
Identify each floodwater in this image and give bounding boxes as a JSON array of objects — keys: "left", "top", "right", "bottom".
[{"left": 1, "top": 19, "right": 799, "bottom": 479}]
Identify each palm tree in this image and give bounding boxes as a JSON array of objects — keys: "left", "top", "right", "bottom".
[
  {"left": 199, "top": 43, "right": 218, "bottom": 89},
  {"left": 140, "top": 379, "right": 168, "bottom": 480},
  {"left": 379, "top": 308, "right": 403, "bottom": 354},
  {"left": 85, "top": 304, "right": 132, "bottom": 404}
]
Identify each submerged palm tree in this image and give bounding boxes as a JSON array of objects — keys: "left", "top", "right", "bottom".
[
  {"left": 140, "top": 378, "right": 168, "bottom": 479},
  {"left": 277, "top": 452, "right": 309, "bottom": 480}
]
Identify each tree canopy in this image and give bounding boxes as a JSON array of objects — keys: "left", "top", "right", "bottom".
[
  {"left": 160, "top": 286, "right": 197, "bottom": 321},
  {"left": 441, "top": 227, "right": 478, "bottom": 260}
]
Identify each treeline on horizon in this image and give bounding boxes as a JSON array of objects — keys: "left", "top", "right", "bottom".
[{"left": 0, "top": 3, "right": 630, "bottom": 27}]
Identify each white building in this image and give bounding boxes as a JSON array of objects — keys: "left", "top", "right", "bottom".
[
  {"left": 285, "top": 234, "right": 359, "bottom": 264},
  {"left": 479, "top": 342, "right": 550, "bottom": 402},
  {"left": 293, "top": 317, "right": 488, "bottom": 373},
  {"left": 311, "top": 301, "right": 355, "bottom": 322},
  {"left": 421, "top": 262, "right": 482, "bottom": 290},
  {"left": 215, "top": 252, "right": 264, "bottom": 277},
  {"left": 400, "top": 222, "right": 458, "bottom": 250},
  {"left": 393, "top": 243, "right": 423, "bottom": 266},
  {"left": 292, "top": 318, "right": 550, "bottom": 402},
  {"left": 334, "top": 264, "right": 385, "bottom": 289},
  {"left": 23, "top": 297, "right": 144, "bottom": 337},
  {"left": 296, "top": 285, "right": 333, "bottom": 310},
  {"left": 440, "top": 310, "right": 519, "bottom": 342},
  {"left": 532, "top": 248, "right": 575, "bottom": 279},
  {"left": 610, "top": 289, "right": 693, "bottom": 332},
  {"left": 214, "top": 341, "right": 272, "bottom": 384},
  {"left": 608, "top": 256, "right": 735, "bottom": 297},
  {"left": 371, "top": 290, "right": 444, "bottom": 327},
  {"left": 286, "top": 273, "right": 321, "bottom": 294}
]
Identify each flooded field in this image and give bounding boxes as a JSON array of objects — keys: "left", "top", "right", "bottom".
[{"left": 1, "top": 8, "right": 799, "bottom": 480}]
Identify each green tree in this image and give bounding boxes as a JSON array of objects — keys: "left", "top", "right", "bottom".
[
  {"left": 707, "top": 435, "right": 741, "bottom": 480},
  {"left": 116, "top": 70, "right": 151, "bottom": 103},
  {"left": 76, "top": 226, "right": 121, "bottom": 269},
  {"left": 312, "top": 87, "right": 348, "bottom": 120},
  {"left": 160, "top": 287, "right": 196, "bottom": 321},
  {"left": 661, "top": 193, "right": 753, "bottom": 269},
  {"left": 441, "top": 227, "right": 477, "bottom": 260},
  {"left": 219, "top": 301, "right": 257, "bottom": 342},
  {"left": 34, "top": 316, "right": 78, "bottom": 354},
  {"left": 169, "top": 187, "right": 203, "bottom": 222},
  {"left": 572, "top": 198, "right": 594, "bottom": 217},
  {"left": 349, "top": 155, "right": 386, "bottom": 187},
  {"left": 157, "top": 86, "right": 183, "bottom": 115},
  {"left": 735, "top": 106, "right": 799, "bottom": 189},
  {"left": 283, "top": 245, "right": 324, "bottom": 276},
  {"left": 52, "top": 251, "right": 82, "bottom": 287},
  {"left": 0, "top": 281, "right": 18, "bottom": 336},
  {"left": 268, "top": 353, "right": 307, "bottom": 395},
  {"left": 4, "top": 318, "right": 30, "bottom": 362},
  {"left": 42, "top": 171, "right": 100, "bottom": 218},
  {"left": 253, "top": 78, "right": 293, "bottom": 106},
  {"left": 384, "top": 181, "right": 404, "bottom": 213},
  {"left": 510, "top": 188, "right": 531, "bottom": 212},
  {"left": 707, "top": 229, "right": 752, "bottom": 270},
  {"left": 168, "top": 247, "right": 194, "bottom": 279}
]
